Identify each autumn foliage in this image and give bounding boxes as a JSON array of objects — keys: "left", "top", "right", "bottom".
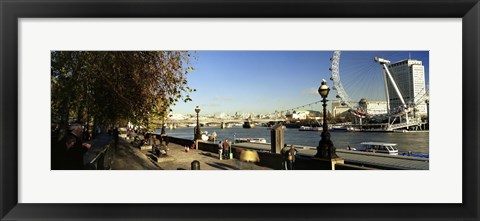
[{"left": 51, "top": 51, "right": 195, "bottom": 133}]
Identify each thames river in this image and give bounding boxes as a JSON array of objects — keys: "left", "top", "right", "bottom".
[{"left": 160, "top": 126, "right": 429, "bottom": 154}]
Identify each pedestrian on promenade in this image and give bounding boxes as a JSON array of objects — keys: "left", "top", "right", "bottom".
[
  {"left": 155, "top": 134, "right": 162, "bottom": 147},
  {"left": 164, "top": 135, "right": 169, "bottom": 147},
  {"left": 281, "top": 144, "right": 289, "bottom": 170},
  {"left": 281, "top": 144, "right": 297, "bottom": 170},
  {"left": 112, "top": 127, "right": 119, "bottom": 148},
  {"left": 61, "top": 122, "right": 92, "bottom": 169},
  {"left": 218, "top": 141, "right": 223, "bottom": 160},
  {"left": 287, "top": 144, "right": 297, "bottom": 170},
  {"left": 222, "top": 139, "right": 230, "bottom": 159},
  {"left": 144, "top": 132, "right": 150, "bottom": 145}
]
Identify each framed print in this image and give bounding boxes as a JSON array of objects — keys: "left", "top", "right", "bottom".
[{"left": 1, "top": 0, "right": 479, "bottom": 220}]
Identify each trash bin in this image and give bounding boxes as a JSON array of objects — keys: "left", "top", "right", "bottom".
[{"left": 191, "top": 160, "right": 200, "bottom": 170}]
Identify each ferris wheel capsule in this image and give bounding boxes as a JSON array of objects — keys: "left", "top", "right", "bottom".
[{"left": 374, "top": 57, "right": 391, "bottom": 64}]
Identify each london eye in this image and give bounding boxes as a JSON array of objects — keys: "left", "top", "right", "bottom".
[{"left": 329, "top": 51, "right": 429, "bottom": 127}]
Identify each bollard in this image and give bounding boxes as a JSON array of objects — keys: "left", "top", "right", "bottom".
[
  {"left": 191, "top": 160, "right": 200, "bottom": 170},
  {"left": 219, "top": 149, "right": 223, "bottom": 160}
]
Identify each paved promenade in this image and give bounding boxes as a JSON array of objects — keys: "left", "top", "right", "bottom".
[
  {"left": 233, "top": 142, "right": 429, "bottom": 170},
  {"left": 111, "top": 138, "right": 272, "bottom": 170}
]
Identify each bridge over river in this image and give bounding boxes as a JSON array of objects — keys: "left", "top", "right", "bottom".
[{"left": 164, "top": 118, "right": 285, "bottom": 127}]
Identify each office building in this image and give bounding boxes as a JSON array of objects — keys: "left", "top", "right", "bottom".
[{"left": 386, "top": 59, "right": 428, "bottom": 116}]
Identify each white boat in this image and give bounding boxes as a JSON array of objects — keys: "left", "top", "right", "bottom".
[
  {"left": 331, "top": 125, "right": 348, "bottom": 131},
  {"left": 393, "top": 129, "right": 409, "bottom": 133},
  {"left": 352, "top": 142, "right": 399, "bottom": 155},
  {"left": 299, "top": 126, "right": 322, "bottom": 131},
  {"left": 235, "top": 138, "right": 267, "bottom": 144},
  {"left": 346, "top": 126, "right": 361, "bottom": 132}
]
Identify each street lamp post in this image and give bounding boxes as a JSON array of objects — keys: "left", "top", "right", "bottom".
[
  {"left": 161, "top": 115, "right": 167, "bottom": 135},
  {"left": 194, "top": 106, "right": 201, "bottom": 140},
  {"left": 315, "top": 79, "right": 339, "bottom": 159},
  {"left": 425, "top": 99, "right": 429, "bottom": 123}
]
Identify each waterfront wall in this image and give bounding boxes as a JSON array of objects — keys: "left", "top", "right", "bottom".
[
  {"left": 168, "top": 136, "right": 194, "bottom": 147},
  {"left": 184, "top": 141, "right": 285, "bottom": 169},
  {"left": 169, "top": 137, "right": 374, "bottom": 170}
]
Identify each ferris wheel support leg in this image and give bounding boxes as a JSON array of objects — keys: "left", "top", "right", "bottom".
[
  {"left": 382, "top": 64, "right": 407, "bottom": 107},
  {"left": 383, "top": 70, "right": 391, "bottom": 113}
]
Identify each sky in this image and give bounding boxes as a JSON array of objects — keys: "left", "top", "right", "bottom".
[{"left": 171, "top": 51, "right": 429, "bottom": 115}]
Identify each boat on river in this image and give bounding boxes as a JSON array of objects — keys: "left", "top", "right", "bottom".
[
  {"left": 235, "top": 138, "right": 267, "bottom": 144},
  {"left": 346, "top": 126, "right": 361, "bottom": 132},
  {"left": 331, "top": 125, "right": 348, "bottom": 131},
  {"left": 299, "top": 126, "right": 322, "bottom": 131},
  {"left": 243, "top": 121, "right": 255, "bottom": 128},
  {"left": 351, "top": 142, "right": 399, "bottom": 155}
]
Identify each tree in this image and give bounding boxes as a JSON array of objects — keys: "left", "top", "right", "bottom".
[{"left": 51, "top": 51, "right": 196, "bottom": 136}]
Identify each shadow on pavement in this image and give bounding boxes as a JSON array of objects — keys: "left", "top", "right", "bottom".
[
  {"left": 206, "top": 162, "right": 240, "bottom": 170},
  {"left": 200, "top": 152, "right": 220, "bottom": 160},
  {"left": 111, "top": 139, "right": 161, "bottom": 170}
]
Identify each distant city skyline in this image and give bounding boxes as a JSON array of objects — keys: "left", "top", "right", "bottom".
[{"left": 171, "top": 51, "right": 429, "bottom": 115}]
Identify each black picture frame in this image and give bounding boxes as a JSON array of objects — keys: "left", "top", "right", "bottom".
[{"left": 1, "top": 0, "right": 478, "bottom": 220}]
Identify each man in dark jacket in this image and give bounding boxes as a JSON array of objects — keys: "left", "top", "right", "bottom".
[
  {"left": 62, "top": 122, "right": 92, "bottom": 169},
  {"left": 222, "top": 139, "right": 230, "bottom": 159}
]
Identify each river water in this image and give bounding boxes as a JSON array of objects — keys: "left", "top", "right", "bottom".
[{"left": 158, "top": 126, "right": 429, "bottom": 154}]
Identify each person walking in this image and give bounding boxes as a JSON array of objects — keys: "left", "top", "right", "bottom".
[
  {"left": 281, "top": 144, "right": 297, "bottom": 170},
  {"left": 222, "top": 139, "right": 230, "bottom": 159},
  {"left": 287, "top": 144, "right": 297, "bottom": 170},
  {"left": 218, "top": 141, "right": 223, "bottom": 160},
  {"left": 164, "top": 135, "right": 169, "bottom": 147},
  {"left": 112, "top": 127, "right": 119, "bottom": 149}
]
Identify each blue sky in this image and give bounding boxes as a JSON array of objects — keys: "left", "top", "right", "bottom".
[{"left": 172, "top": 51, "right": 429, "bottom": 115}]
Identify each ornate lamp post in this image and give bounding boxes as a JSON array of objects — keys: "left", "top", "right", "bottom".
[
  {"left": 194, "top": 106, "right": 201, "bottom": 140},
  {"left": 315, "top": 79, "right": 339, "bottom": 159}
]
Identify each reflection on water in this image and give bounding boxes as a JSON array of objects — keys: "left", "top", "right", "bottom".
[{"left": 161, "top": 126, "right": 429, "bottom": 154}]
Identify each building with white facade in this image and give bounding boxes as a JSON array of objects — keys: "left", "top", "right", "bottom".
[
  {"left": 386, "top": 59, "right": 428, "bottom": 116},
  {"left": 331, "top": 100, "right": 350, "bottom": 118},
  {"left": 358, "top": 99, "right": 388, "bottom": 115},
  {"left": 287, "top": 110, "right": 321, "bottom": 120}
]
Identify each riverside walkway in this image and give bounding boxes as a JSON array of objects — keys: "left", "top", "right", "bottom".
[
  {"left": 110, "top": 138, "right": 272, "bottom": 170},
  {"left": 232, "top": 142, "right": 429, "bottom": 170},
  {"left": 84, "top": 135, "right": 427, "bottom": 170}
]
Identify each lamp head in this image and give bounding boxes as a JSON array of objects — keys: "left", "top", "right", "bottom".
[
  {"left": 195, "top": 106, "right": 201, "bottom": 114},
  {"left": 318, "top": 79, "right": 330, "bottom": 98}
]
